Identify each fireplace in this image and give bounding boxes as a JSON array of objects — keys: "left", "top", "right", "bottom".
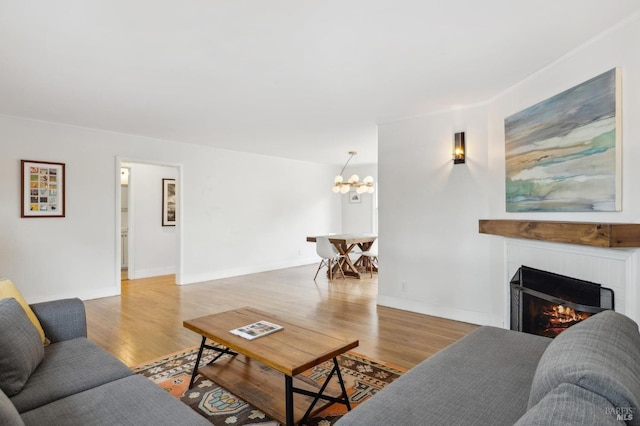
[{"left": 510, "top": 266, "right": 614, "bottom": 338}]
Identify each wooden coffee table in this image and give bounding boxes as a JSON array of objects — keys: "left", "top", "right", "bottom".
[{"left": 183, "top": 307, "right": 359, "bottom": 426}]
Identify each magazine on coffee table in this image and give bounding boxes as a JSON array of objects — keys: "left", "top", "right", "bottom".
[{"left": 230, "top": 320, "right": 284, "bottom": 340}]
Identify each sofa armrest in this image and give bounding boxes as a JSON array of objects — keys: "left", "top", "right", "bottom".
[{"left": 30, "top": 298, "right": 87, "bottom": 343}]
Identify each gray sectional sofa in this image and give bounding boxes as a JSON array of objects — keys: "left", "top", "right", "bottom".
[
  {"left": 337, "top": 310, "right": 640, "bottom": 426},
  {"left": 0, "top": 297, "right": 209, "bottom": 426}
]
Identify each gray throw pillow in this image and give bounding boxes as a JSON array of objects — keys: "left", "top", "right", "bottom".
[
  {"left": 0, "top": 388, "right": 25, "bottom": 426},
  {"left": 0, "top": 298, "right": 44, "bottom": 396},
  {"left": 528, "top": 310, "right": 640, "bottom": 426}
]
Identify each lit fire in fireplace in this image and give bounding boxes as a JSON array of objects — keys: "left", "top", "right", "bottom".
[{"left": 542, "top": 304, "right": 591, "bottom": 336}]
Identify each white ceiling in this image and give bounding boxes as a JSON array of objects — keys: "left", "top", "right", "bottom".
[{"left": 1, "top": 1, "right": 639, "bottom": 166}]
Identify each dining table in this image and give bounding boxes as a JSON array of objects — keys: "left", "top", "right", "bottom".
[{"left": 306, "top": 233, "right": 377, "bottom": 279}]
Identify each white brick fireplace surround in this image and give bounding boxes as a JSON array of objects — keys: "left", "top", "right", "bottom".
[{"left": 504, "top": 239, "right": 639, "bottom": 327}]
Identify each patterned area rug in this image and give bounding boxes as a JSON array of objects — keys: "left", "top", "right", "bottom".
[{"left": 132, "top": 344, "right": 406, "bottom": 425}]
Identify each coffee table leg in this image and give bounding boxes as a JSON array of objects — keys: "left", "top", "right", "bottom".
[
  {"left": 285, "top": 375, "right": 294, "bottom": 426},
  {"left": 189, "top": 336, "right": 207, "bottom": 389},
  {"left": 333, "top": 357, "right": 351, "bottom": 411}
]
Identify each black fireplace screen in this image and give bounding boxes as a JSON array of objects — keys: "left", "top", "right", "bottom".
[{"left": 510, "top": 266, "right": 614, "bottom": 338}]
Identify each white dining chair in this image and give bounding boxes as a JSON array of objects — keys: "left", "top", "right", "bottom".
[
  {"left": 314, "top": 237, "right": 345, "bottom": 281},
  {"left": 360, "top": 238, "right": 378, "bottom": 277}
]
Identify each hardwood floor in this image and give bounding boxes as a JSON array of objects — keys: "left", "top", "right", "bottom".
[{"left": 86, "top": 265, "right": 478, "bottom": 369}]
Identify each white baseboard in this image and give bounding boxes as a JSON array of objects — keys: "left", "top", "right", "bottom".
[
  {"left": 376, "top": 295, "right": 499, "bottom": 327},
  {"left": 30, "top": 286, "right": 121, "bottom": 303},
  {"left": 179, "top": 257, "right": 318, "bottom": 285},
  {"left": 129, "top": 266, "right": 177, "bottom": 280}
]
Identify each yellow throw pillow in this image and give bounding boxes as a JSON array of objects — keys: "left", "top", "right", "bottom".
[{"left": 0, "top": 279, "right": 47, "bottom": 345}]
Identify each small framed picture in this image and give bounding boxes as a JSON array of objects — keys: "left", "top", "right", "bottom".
[
  {"left": 349, "top": 192, "right": 362, "bottom": 204},
  {"left": 21, "top": 160, "right": 66, "bottom": 218},
  {"left": 162, "top": 178, "right": 176, "bottom": 226}
]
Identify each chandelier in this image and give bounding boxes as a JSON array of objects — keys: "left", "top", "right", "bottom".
[{"left": 332, "top": 151, "right": 375, "bottom": 194}]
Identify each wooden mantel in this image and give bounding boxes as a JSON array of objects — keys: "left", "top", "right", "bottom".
[{"left": 479, "top": 220, "right": 640, "bottom": 248}]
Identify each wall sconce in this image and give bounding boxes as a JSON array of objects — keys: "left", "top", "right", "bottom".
[{"left": 453, "top": 132, "right": 465, "bottom": 164}]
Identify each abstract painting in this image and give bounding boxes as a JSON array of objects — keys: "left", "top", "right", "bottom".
[{"left": 505, "top": 68, "right": 621, "bottom": 212}]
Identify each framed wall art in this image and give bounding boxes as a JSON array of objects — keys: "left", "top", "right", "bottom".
[
  {"left": 21, "top": 160, "right": 66, "bottom": 218},
  {"left": 349, "top": 192, "right": 362, "bottom": 204},
  {"left": 162, "top": 178, "right": 176, "bottom": 226},
  {"left": 504, "top": 68, "right": 621, "bottom": 212}
]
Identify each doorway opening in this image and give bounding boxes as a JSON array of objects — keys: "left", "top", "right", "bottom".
[
  {"left": 120, "top": 167, "right": 130, "bottom": 280},
  {"left": 116, "top": 159, "right": 182, "bottom": 291}
]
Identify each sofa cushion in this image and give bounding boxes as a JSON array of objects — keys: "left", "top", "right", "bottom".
[
  {"left": 528, "top": 310, "right": 640, "bottom": 426},
  {"left": 0, "top": 298, "right": 45, "bottom": 397},
  {"left": 20, "top": 375, "right": 210, "bottom": 426},
  {"left": 0, "top": 279, "right": 47, "bottom": 344},
  {"left": 10, "top": 337, "right": 133, "bottom": 413},
  {"left": 516, "top": 383, "right": 625, "bottom": 425},
  {"left": 336, "top": 326, "right": 551, "bottom": 426},
  {"left": 0, "top": 388, "right": 25, "bottom": 426}
]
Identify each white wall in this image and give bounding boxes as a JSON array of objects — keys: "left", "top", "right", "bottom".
[
  {"left": 378, "top": 106, "right": 493, "bottom": 325},
  {"left": 0, "top": 116, "right": 340, "bottom": 302},
  {"left": 378, "top": 14, "right": 640, "bottom": 326},
  {"left": 128, "top": 163, "right": 178, "bottom": 279}
]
